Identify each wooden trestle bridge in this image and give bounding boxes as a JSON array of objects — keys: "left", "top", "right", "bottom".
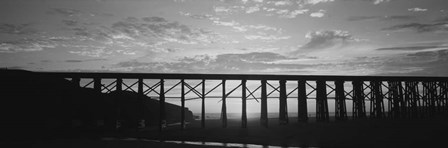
[{"left": 38, "top": 72, "right": 448, "bottom": 130}]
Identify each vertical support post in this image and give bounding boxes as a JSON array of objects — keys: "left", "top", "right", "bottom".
[
  {"left": 316, "top": 80, "right": 329, "bottom": 122},
  {"left": 94, "top": 78, "right": 101, "bottom": 93},
  {"left": 371, "top": 81, "right": 384, "bottom": 118},
  {"left": 422, "top": 82, "right": 429, "bottom": 117},
  {"left": 159, "top": 79, "right": 166, "bottom": 132},
  {"left": 72, "top": 77, "right": 80, "bottom": 87},
  {"left": 242, "top": 79, "right": 247, "bottom": 128},
  {"left": 279, "top": 80, "right": 288, "bottom": 124},
  {"left": 397, "top": 81, "right": 405, "bottom": 118},
  {"left": 260, "top": 80, "right": 268, "bottom": 127},
  {"left": 388, "top": 81, "right": 400, "bottom": 118},
  {"left": 352, "top": 81, "right": 366, "bottom": 119},
  {"left": 116, "top": 78, "right": 122, "bottom": 92},
  {"left": 409, "top": 81, "right": 422, "bottom": 118},
  {"left": 335, "top": 80, "right": 347, "bottom": 120},
  {"left": 441, "top": 82, "right": 448, "bottom": 112},
  {"left": 430, "top": 82, "right": 437, "bottom": 115},
  {"left": 138, "top": 79, "right": 144, "bottom": 95},
  {"left": 298, "top": 80, "right": 308, "bottom": 122},
  {"left": 221, "top": 80, "right": 227, "bottom": 128},
  {"left": 115, "top": 78, "right": 123, "bottom": 128},
  {"left": 137, "top": 78, "right": 144, "bottom": 128},
  {"left": 181, "top": 79, "right": 185, "bottom": 130},
  {"left": 92, "top": 78, "right": 102, "bottom": 127},
  {"left": 201, "top": 79, "right": 205, "bottom": 128}
]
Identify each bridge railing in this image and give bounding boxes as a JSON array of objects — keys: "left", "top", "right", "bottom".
[{"left": 37, "top": 72, "right": 448, "bottom": 130}]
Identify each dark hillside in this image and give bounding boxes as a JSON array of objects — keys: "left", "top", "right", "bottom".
[{"left": 0, "top": 69, "right": 193, "bottom": 139}]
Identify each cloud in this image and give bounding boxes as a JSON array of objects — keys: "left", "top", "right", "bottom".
[
  {"left": 53, "top": 16, "right": 227, "bottom": 57},
  {"left": 281, "top": 9, "right": 309, "bottom": 18},
  {"left": 99, "top": 17, "right": 223, "bottom": 45},
  {"left": 305, "top": 0, "right": 335, "bottom": 5},
  {"left": 408, "top": 7, "right": 428, "bottom": 12},
  {"left": 214, "top": 6, "right": 233, "bottom": 13},
  {"left": 213, "top": 20, "right": 247, "bottom": 32},
  {"left": 47, "top": 8, "right": 83, "bottom": 17},
  {"left": 64, "top": 60, "right": 83, "bottom": 63},
  {"left": 245, "top": 34, "right": 290, "bottom": 41},
  {"left": 378, "top": 49, "right": 448, "bottom": 76},
  {"left": 64, "top": 59, "right": 107, "bottom": 63},
  {"left": 0, "top": 39, "right": 56, "bottom": 53},
  {"left": 267, "top": 0, "right": 293, "bottom": 6},
  {"left": 310, "top": 10, "right": 326, "bottom": 18},
  {"left": 142, "top": 16, "right": 168, "bottom": 22},
  {"left": 68, "top": 46, "right": 111, "bottom": 58},
  {"left": 382, "top": 22, "right": 448, "bottom": 33},
  {"left": 0, "top": 23, "right": 37, "bottom": 35},
  {"left": 299, "top": 30, "right": 354, "bottom": 50},
  {"left": 212, "top": 19, "right": 282, "bottom": 33},
  {"left": 372, "top": 0, "right": 390, "bottom": 5},
  {"left": 179, "top": 12, "right": 220, "bottom": 21},
  {"left": 375, "top": 46, "right": 446, "bottom": 51},
  {"left": 245, "top": 24, "right": 280, "bottom": 32},
  {"left": 61, "top": 19, "right": 78, "bottom": 26},
  {"left": 347, "top": 15, "right": 415, "bottom": 21},
  {"left": 246, "top": 5, "right": 261, "bottom": 13},
  {"left": 111, "top": 52, "right": 311, "bottom": 74},
  {"left": 245, "top": 34, "right": 291, "bottom": 41}
]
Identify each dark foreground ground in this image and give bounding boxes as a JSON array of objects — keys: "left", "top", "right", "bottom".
[{"left": 2, "top": 115, "right": 448, "bottom": 148}]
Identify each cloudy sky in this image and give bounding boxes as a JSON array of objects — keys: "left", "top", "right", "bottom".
[{"left": 1, "top": 0, "right": 448, "bottom": 76}]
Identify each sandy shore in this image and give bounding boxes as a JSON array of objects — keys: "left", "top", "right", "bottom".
[{"left": 2, "top": 115, "right": 448, "bottom": 148}]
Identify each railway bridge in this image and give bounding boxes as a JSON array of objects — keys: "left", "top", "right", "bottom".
[{"left": 37, "top": 72, "right": 448, "bottom": 131}]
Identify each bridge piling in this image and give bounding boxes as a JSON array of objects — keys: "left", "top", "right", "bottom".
[
  {"left": 370, "top": 81, "right": 384, "bottom": 118},
  {"left": 181, "top": 79, "right": 185, "bottom": 130},
  {"left": 405, "top": 82, "right": 420, "bottom": 118},
  {"left": 72, "top": 77, "right": 80, "bottom": 87},
  {"left": 221, "top": 80, "right": 227, "bottom": 128},
  {"left": 201, "top": 79, "right": 205, "bottom": 128},
  {"left": 352, "top": 81, "right": 366, "bottom": 119},
  {"left": 335, "top": 80, "right": 347, "bottom": 120},
  {"left": 116, "top": 78, "right": 122, "bottom": 91},
  {"left": 298, "top": 80, "right": 308, "bottom": 122},
  {"left": 137, "top": 78, "right": 144, "bottom": 129},
  {"left": 159, "top": 79, "right": 166, "bottom": 132},
  {"left": 316, "top": 80, "right": 329, "bottom": 122},
  {"left": 279, "top": 80, "right": 288, "bottom": 124},
  {"left": 94, "top": 78, "right": 101, "bottom": 93},
  {"left": 261, "top": 80, "right": 268, "bottom": 127},
  {"left": 242, "top": 79, "right": 247, "bottom": 128}
]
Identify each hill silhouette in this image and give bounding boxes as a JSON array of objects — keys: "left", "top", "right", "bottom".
[{"left": 0, "top": 69, "right": 193, "bottom": 139}]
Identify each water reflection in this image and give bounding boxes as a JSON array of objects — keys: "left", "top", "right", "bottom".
[{"left": 101, "top": 137, "right": 310, "bottom": 148}]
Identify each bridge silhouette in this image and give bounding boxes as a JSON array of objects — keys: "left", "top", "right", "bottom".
[{"left": 36, "top": 72, "right": 448, "bottom": 131}]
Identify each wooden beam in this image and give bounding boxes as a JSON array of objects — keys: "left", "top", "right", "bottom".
[
  {"left": 298, "top": 80, "right": 308, "bottom": 122},
  {"left": 201, "top": 79, "right": 206, "bottom": 128},
  {"left": 116, "top": 78, "right": 122, "bottom": 91},
  {"left": 279, "top": 80, "right": 288, "bottom": 124},
  {"left": 159, "top": 79, "right": 166, "bottom": 132},
  {"left": 316, "top": 80, "right": 329, "bottom": 122},
  {"left": 94, "top": 78, "right": 101, "bottom": 93},
  {"left": 335, "top": 80, "right": 347, "bottom": 120},
  {"left": 242, "top": 79, "right": 247, "bottom": 128},
  {"left": 181, "top": 79, "right": 185, "bottom": 130},
  {"left": 260, "top": 80, "right": 268, "bottom": 127},
  {"left": 221, "top": 80, "right": 227, "bottom": 128}
]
